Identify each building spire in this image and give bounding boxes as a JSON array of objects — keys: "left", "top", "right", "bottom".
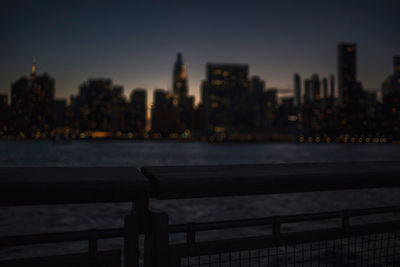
[
  {"left": 173, "top": 52, "right": 188, "bottom": 98},
  {"left": 30, "top": 58, "right": 36, "bottom": 80}
]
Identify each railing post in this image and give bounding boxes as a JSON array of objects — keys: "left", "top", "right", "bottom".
[
  {"left": 124, "top": 196, "right": 150, "bottom": 267},
  {"left": 272, "top": 216, "right": 281, "bottom": 236},
  {"left": 88, "top": 232, "right": 98, "bottom": 267},
  {"left": 124, "top": 212, "right": 139, "bottom": 267},
  {"left": 144, "top": 211, "right": 169, "bottom": 267},
  {"left": 342, "top": 210, "right": 350, "bottom": 234}
]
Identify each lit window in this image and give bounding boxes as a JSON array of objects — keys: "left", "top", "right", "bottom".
[
  {"left": 213, "top": 69, "right": 222, "bottom": 75},
  {"left": 214, "top": 126, "right": 226, "bottom": 132},
  {"left": 211, "top": 102, "right": 219, "bottom": 108},
  {"left": 211, "top": 80, "right": 223, "bottom": 86}
]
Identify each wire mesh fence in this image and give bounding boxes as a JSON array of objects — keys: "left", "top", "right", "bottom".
[{"left": 179, "top": 231, "right": 400, "bottom": 267}]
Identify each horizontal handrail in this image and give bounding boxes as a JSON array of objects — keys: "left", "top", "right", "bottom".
[
  {"left": 0, "top": 228, "right": 124, "bottom": 246},
  {"left": 1, "top": 162, "right": 399, "bottom": 205},
  {"left": 142, "top": 161, "right": 400, "bottom": 199},
  {"left": 0, "top": 167, "right": 149, "bottom": 206},
  {"left": 169, "top": 220, "right": 400, "bottom": 258},
  {"left": 168, "top": 205, "right": 400, "bottom": 233}
]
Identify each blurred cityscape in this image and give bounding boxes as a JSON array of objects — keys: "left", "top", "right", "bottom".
[{"left": 0, "top": 43, "right": 399, "bottom": 143}]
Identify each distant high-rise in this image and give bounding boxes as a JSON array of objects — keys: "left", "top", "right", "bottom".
[
  {"left": 130, "top": 89, "right": 147, "bottom": 132},
  {"left": 323, "top": 78, "right": 328, "bottom": 99},
  {"left": 71, "top": 79, "right": 128, "bottom": 133},
  {"left": 294, "top": 73, "right": 301, "bottom": 107},
  {"left": 311, "top": 74, "right": 320, "bottom": 101},
  {"left": 151, "top": 89, "right": 181, "bottom": 135},
  {"left": 338, "top": 43, "right": 357, "bottom": 107},
  {"left": 172, "top": 53, "right": 188, "bottom": 98},
  {"left": 153, "top": 89, "right": 168, "bottom": 108},
  {"left": 30, "top": 58, "right": 36, "bottom": 80},
  {"left": 382, "top": 55, "right": 400, "bottom": 98},
  {"left": 11, "top": 60, "right": 55, "bottom": 136},
  {"left": 304, "top": 79, "right": 312, "bottom": 103},
  {"left": 381, "top": 55, "right": 400, "bottom": 136},
  {"left": 394, "top": 55, "right": 400, "bottom": 75},
  {"left": 202, "top": 63, "right": 250, "bottom": 132},
  {"left": 330, "top": 75, "right": 335, "bottom": 99}
]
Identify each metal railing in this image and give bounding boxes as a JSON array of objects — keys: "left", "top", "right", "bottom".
[
  {"left": 165, "top": 207, "right": 400, "bottom": 266},
  {"left": 0, "top": 162, "right": 400, "bottom": 266}
]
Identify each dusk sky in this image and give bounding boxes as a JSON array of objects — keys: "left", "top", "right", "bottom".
[{"left": 1, "top": 0, "right": 399, "bottom": 105}]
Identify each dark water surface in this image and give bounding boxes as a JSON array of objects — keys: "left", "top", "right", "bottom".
[{"left": 1, "top": 141, "right": 400, "bottom": 259}]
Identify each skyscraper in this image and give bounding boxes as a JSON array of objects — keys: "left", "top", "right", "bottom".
[
  {"left": 330, "top": 75, "right": 335, "bottom": 99},
  {"left": 11, "top": 60, "right": 55, "bottom": 137},
  {"left": 323, "top": 77, "right": 328, "bottom": 99},
  {"left": 294, "top": 73, "right": 301, "bottom": 107},
  {"left": 130, "top": 89, "right": 147, "bottom": 133},
  {"left": 393, "top": 56, "right": 400, "bottom": 76},
  {"left": 311, "top": 74, "right": 320, "bottom": 102},
  {"left": 304, "top": 79, "right": 312, "bottom": 103},
  {"left": 338, "top": 43, "right": 357, "bottom": 107},
  {"left": 381, "top": 56, "right": 400, "bottom": 136},
  {"left": 202, "top": 63, "right": 250, "bottom": 133},
  {"left": 172, "top": 53, "right": 188, "bottom": 98}
]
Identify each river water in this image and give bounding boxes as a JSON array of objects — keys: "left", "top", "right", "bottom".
[{"left": 1, "top": 141, "right": 400, "bottom": 260}]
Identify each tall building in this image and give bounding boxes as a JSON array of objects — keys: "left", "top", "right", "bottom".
[
  {"left": 381, "top": 55, "right": 400, "bottom": 136},
  {"left": 172, "top": 53, "right": 188, "bottom": 98},
  {"left": 11, "top": 60, "right": 55, "bottom": 137},
  {"left": 264, "top": 89, "right": 277, "bottom": 106},
  {"left": 311, "top": 74, "right": 320, "bottom": 102},
  {"left": 322, "top": 78, "right": 328, "bottom": 99},
  {"left": 202, "top": 63, "right": 250, "bottom": 133},
  {"left": 71, "top": 79, "right": 127, "bottom": 133},
  {"left": 330, "top": 75, "right": 335, "bottom": 99},
  {"left": 54, "top": 99, "right": 66, "bottom": 127},
  {"left": 337, "top": 43, "right": 367, "bottom": 134},
  {"left": 338, "top": 43, "right": 357, "bottom": 107},
  {"left": 294, "top": 73, "right": 301, "bottom": 107},
  {"left": 383, "top": 55, "right": 400, "bottom": 97},
  {"left": 394, "top": 55, "right": 400, "bottom": 75},
  {"left": 0, "top": 94, "right": 8, "bottom": 135},
  {"left": 304, "top": 79, "right": 312, "bottom": 103},
  {"left": 130, "top": 89, "right": 147, "bottom": 133},
  {"left": 151, "top": 89, "right": 180, "bottom": 136}
]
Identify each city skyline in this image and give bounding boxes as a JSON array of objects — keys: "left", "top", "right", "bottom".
[
  {"left": 1, "top": 41, "right": 399, "bottom": 142},
  {"left": 0, "top": 46, "right": 392, "bottom": 107},
  {"left": 1, "top": 1, "right": 399, "bottom": 105}
]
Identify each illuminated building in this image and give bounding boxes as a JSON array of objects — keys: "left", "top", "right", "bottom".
[
  {"left": 130, "top": 89, "right": 147, "bottom": 133},
  {"left": 0, "top": 94, "right": 7, "bottom": 109},
  {"left": 304, "top": 79, "right": 312, "bottom": 103},
  {"left": 311, "top": 74, "right": 321, "bottom": 102},
  {"left": 202, "top": 63, "right": 251, "bottom": 133},
  {"left": 337, "top": 43, "right": 367, "bottom": 134},
  {"left": 249, "top": 76, "right": 265, "bottom": 129},
  {"left": 0, "top": 94, "right": 8, "bottom": 135},
  {"left": 11, "top": 60, "right": 55, "bottom": 137},
  {"left": 173, "top": 53, "right": 188, "bottom": 98},
  {"left": 54, "top": 99, "right": 66, "bottom": 127},
  {"left": 294, "top": 73, "right": 301, "bottom": 107},
  {"left": 151, "top": 89, "right": 180, "bottom": 136},
  {"left": 382, "top": 56, "right": 400, "bottom": 97},
  {"left": 338, "top": 43, "right": 357, "bottom": 107},
  {"left": 330, "top": 75, "right": 335, "bottom": 100},
  {"left": 323, "top": 77, "right": 328, "bottom": 99},
  {"left": 71, "top": 79, "right": 128, "bottom": 135},
  {"left": 381, "top": 55, "right": 400, "bottom": 136}
]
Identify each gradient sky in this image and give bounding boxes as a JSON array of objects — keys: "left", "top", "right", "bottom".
[{"left": 1, "top": 0, "right": 399, "bottom": 105}]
